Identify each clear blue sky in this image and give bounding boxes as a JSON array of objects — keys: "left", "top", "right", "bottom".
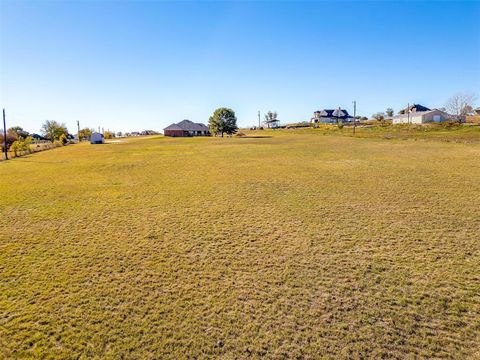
[{"left": 1, "top": 1, "right": 479, "bottom": 133}]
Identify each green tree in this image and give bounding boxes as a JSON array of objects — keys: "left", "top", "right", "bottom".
[
  {"left": 78, "top": 128, "right": 92, "bottom": 141},
  {"left": 59, "top": 133, "right": 68, "bottom": 145},
  {"left": 386, "top": 108, "right": 394, "bottom": 117},
  {"left": 10, "top": 136, "right": 33, "bottom": 157},
  {"left": 41, "top": 120, "right": 68, "bottom": 142},
  {"left": 9, "top": 126, "right": 29, "bottom": 139},
  {"left": 208, "top": 108, "right": 238, "bottom": 137}
]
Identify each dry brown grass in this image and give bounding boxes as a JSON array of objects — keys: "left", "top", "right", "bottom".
[{"left": 1, "top": 133, "right": 479, "bottom": 358}]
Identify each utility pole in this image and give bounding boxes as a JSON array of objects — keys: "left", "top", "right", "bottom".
[
  {"left": 352, "top": 101, "right": 357, "bottom": 135},
  {"left": 258, "top": 111, "right": 261, "bottom": 128},
  {"left": 77, "top": 120, "right": 80, "bottom": 142},
  {"left": 2, "top": 109, "right": 7, "bottom": 160},
  {"left": 407, "top": 103, "right": 410, "bottom": 124}
]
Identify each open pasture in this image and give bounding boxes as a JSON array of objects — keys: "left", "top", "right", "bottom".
[{"left": 1, "top": 132, "right": 479, "bottom": 358}]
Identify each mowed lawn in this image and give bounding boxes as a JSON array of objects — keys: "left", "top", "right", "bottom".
[{"left": 1, "top": 132, "right": 479, "bottom": 359}]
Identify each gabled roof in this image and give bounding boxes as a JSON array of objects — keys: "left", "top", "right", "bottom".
[
  {"left": 31, "top": 133, "right": 47, "bottom": 140},
  {"left": 177, "top": 120, "right": 209, "bottom": 131},
  {"left": 163, "top": 123, "right": 183, "bottom": 131},
  {"left": 402, "top": 104, "right": 431, "bottom": 113},
  {"left": 315, "top": 109, "right": 351, "bottom": 118},
  {"left": 164, "top": 120, "right": 209, "bottom": 131}
]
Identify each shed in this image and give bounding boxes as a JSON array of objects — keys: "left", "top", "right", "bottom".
[{"left": 90, "top": 132, "right": 105, "bottom": 144}]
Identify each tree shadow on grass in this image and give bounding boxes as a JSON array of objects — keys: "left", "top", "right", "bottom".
[
  {"left": 8, "top": 158, "right": 69, "bottom": 164},
  {"left": 3, "top": 154, "right": 69, "bottom": 164},
  {"left": 238, "top": 136, "right": 273, "bottom": 139}
]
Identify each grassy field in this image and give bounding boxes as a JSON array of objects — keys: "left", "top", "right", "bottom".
[
  {"left": 1, "top": 132, "right": 479, "bottom": 358},
  {"left": 283, "top": 123, "right": 480, "bottom": 143}
]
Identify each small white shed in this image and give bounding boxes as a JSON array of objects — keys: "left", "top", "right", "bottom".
[
  {"left": 90, "top": 132, "right": 105, "bottom": 144},
  {"left": 392, "top": 109, "right": 451, "bottom": 125}
]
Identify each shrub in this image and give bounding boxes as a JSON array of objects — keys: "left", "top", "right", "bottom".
[
  {"left": 10, "top": 136, "right": 33, "bottom": 157},
  {"left": 441, "top": 121, "right": 460, "bottom": 129},
  {"left": 59, "top": 134, "right": 68, "bottom": 145}
]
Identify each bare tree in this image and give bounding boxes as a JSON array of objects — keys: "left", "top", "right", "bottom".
[
  {"left": 445, "top": 92, "right": 477, "bottom": 122},
  {"left": 373, "top": 112, "right": 385, "bottom": 121}
]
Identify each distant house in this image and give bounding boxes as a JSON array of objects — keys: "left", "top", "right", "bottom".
[
  {"left": 90, "top": 132, "right": 104, "bottom": 144},
  {"left": 31, "top": 133, "right": 47, "bottom": 141},
  {"left": 140, "top": 130, "right": 158, "bottom": 136},
  {"left": 265, "top": 118, "right": 280, "bottom": 129},
  {"left": 474, "top": 107, "right": 480, "bottom": 116},
  {"left": 392, "top": 109, "right": 451, "bottom": 124},
  {"left": 311, "top": 108, "right": 353, "bottom": 124},
  {"left": 163, "top": 120, "right": 210, "bottom": 137}
]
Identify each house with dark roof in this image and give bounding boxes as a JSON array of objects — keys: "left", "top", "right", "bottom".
[
  {"left": 163, "top": 120, "right": 210, "bottom": 137},
  {"left": 393, "top": 109, "right": 451, "bottom": 124},
  {"left": 31, "top": 133, "right": 47, "bottom": 141},
  {"left": 311, "top": 108, "right": 353, "bottom": 124}
]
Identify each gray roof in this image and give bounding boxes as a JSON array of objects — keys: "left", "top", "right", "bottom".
[
  {"left": 164, "top": 119, "right": 209, "bottom": 132},
  {"left": 163, "top": 123, "right": 183, "bottom": 131}
]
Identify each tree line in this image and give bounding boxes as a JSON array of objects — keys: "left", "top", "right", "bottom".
[{"left": 1, "top": 120, "right": 72, "bottom": 156}]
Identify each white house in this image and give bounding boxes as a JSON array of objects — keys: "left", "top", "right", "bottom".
[
  {"left": 392, "top": 109, "right": 451, "bottom": 125},
  {"left": 90, "top": 132, "right": 105, "bottom": 144}
]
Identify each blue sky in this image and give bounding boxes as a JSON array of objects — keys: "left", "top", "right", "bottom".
[{"left": 1, "top": 1, "right": 479, "bottom": 133}]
